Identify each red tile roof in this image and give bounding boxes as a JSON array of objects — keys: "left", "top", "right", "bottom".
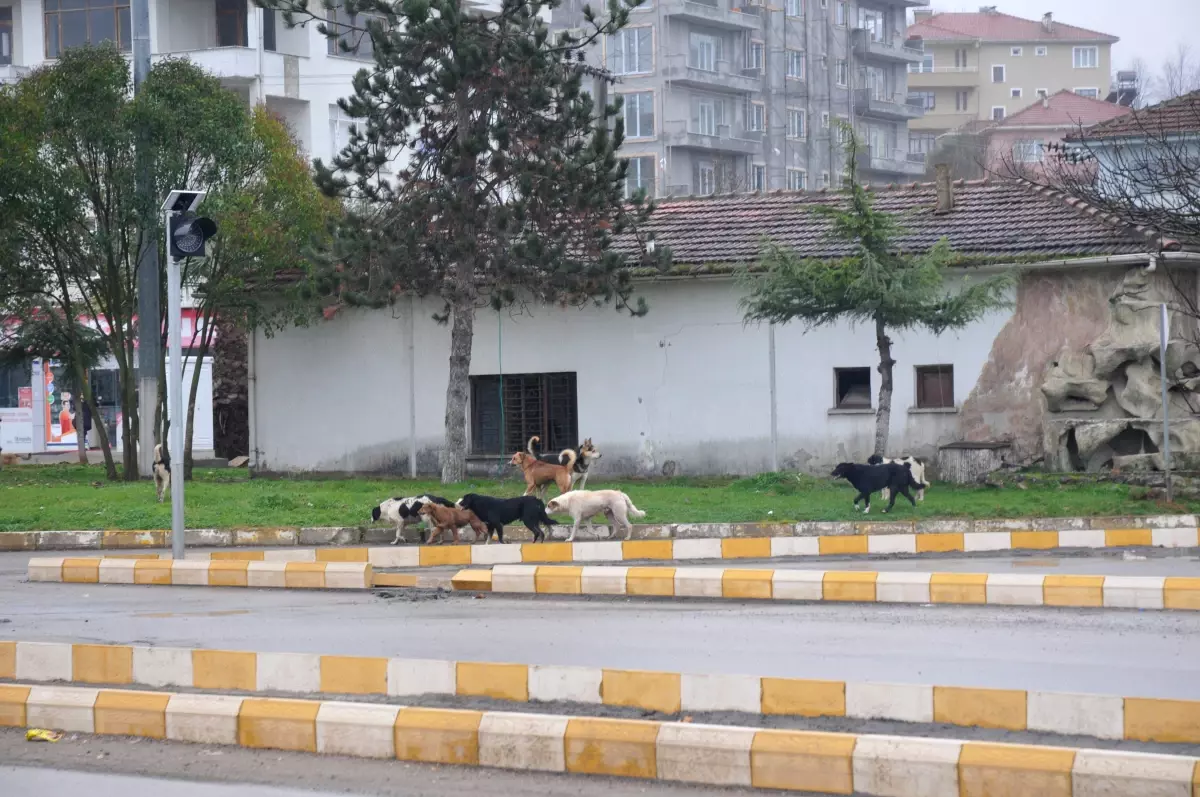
[
  {"left": 996, "top": 90, "right": 1133, "bottom": 129},
  {"left": 1072, "top": 89, "right": 1200, "bottom": 140},
  {"left": 908, "top": 11, "right": 1117, "bottom": 43},
  {"left": 617, "top": 180, "right": 1151, "bottom": 272}
]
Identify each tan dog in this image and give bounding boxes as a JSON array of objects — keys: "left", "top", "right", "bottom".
[
  {"left": 528, "top": 435, "right": 602, "bottom": 490},
  {"left": 418, "top": 502, "right": 487, "bottom": 545},
  {"left": 510, "top": 448, "right": 577, "bottom": 498}
]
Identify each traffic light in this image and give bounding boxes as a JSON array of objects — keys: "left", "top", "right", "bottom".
[{"left": 169, "top": 213, "right": 218, "bottom": 259}]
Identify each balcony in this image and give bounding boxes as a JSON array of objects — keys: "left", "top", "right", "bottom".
[
  {"left": 907, "top": 66, "right": 979, "bottom": 88},
  {"left": 853, "top": 89, "right": 924, "bottom": 122},
  {"left": 0, "top": 64, "right": 30, "bottom": 84},
  {"left": 856, "top": 147, "right": 926, "bottom": 178},
  {"left": 851, "top": 29, "right": 924, "bottom": 64},
  {"left": 910, "top": 111, "right": 976, "bottom": 132},
  {"left": 663, "top": 120, "right": 763, "bottom": 156},
  {"left": 662, "top": 54, "right": 760, "bottom": 94},
  {"left": 660, "top": 0, "right": 762, "bottom": 31},
  {"left": 158, "top": 47, "right": 261, "bottom": 84}
]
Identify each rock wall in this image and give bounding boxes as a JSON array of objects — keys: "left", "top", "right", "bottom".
[{"left": 957, "top": 268, "right": 1124, "bottom": 462}]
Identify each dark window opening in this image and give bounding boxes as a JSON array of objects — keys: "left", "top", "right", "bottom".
[
  {"left": 916, "top": 364, "right": 954, "bottom": 409},
  {"left": 835, "top": 367, "right": 872, "bottom": 409},
  {"left": 262, "top": 8, "right": 276, "bottom": 51},
  {"left": 0, "top": 360, "right": 31, "bottom": 408},
  {"left": 470, "top": 372, "right": 578, "bottom": 455},
  {"left": 216, "top": 0, "right": 247, "bottom": 47},
  {"left": 0, "top": 7, "right": 13, "bottom": 66}
]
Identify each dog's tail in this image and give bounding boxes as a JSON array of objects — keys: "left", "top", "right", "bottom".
[
  {"left": 527, "top": 436, "right": 541, "bottom": 456},
  {"left": 623, "top": 492, "right": 646, "bottom": 519},
  {"left": 560, "top": 449, "right": 577, "bottom": 471}
]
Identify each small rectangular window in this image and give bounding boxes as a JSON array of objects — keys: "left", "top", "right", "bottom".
[
  {"left": 991, "top": 105, "right": 1006, "bottom": 121},
  {"left": 748, "top": 40, "right": 764, "bottom": 71},
  {"left": 751, "top": 164, "right": 766, "bottom": 191},
  {"left": 786, "top": 50, "right": 805, "bottom": 79},
  {"left": 835, "top": 0, "right": 847, "bottom": 26},
  {"left": 955, "top": 91, "right": 970, "bottom": 111},
  {"left": 915, "top": 365, "right": 954, "bottom": 409},
  {"left": 748, "top": 101, "right": 766, "bottom": 132},
  {"left": 835, "top": 59, "right": 848, "bottom": 86},
  {"left": 470, "top": 373, "right": 579, "bottom": 455},
  {"left": 991, "top": 65, "right": 1005, "bottom": 83},
  {"left": 1010, "top": 46, "right": 1022, "bottom": 56},
  {"left": 1073, "top": 46, "right": 1098, "bottom": 69},
  {"left": 835, "top": 368, "right": 872, "bottom": 409},
  {"left": 820, "top": 171, "right": 830, "bottom": 188},
  {"left": 1011, "top": 87, "right": 1022, "bottom": 98},
  {"left": 785, "top": 0, "right": 803, "bottom": 15},
  {"left": 696, "top": 161, "right": 716, "bottom": 195},
  {"left": 821, "top": 111, "right": 830, "bottom": 129},
  {"left": 620, "top": 91, "right": 655, "bottom": 138},
  {"left": 786, "top": 168, "right": 806, "bottom": 190},
  {"left": 787, "top": 108, "right": 806, "bottom": 138},
  {"left": 608, "top": 26, "right": 653, "bottom": 75},
  {"left": 909, "top": 90, "right": 935, "bottom": 110},
  {"left": 262, "top": 8, "right": 276, "bottom": 51},
  {"left": 1075, "top": 87, "right": 1100, "bottom": 99},
  {"left": 1035, "top": 46, "right": 1047, "bottom": 56},
  {"left": 623, "top": 155, "right": 656, "bottom": 199},
  {"left": 0, "top": 6, "right": 11, "bottom": 65}
]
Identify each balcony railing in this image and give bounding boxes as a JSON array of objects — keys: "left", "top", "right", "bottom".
[{"left": 853, "top": 88, "right": 925, "bottom": 121}]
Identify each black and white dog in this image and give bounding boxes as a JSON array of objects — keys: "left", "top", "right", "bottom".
[
  {"left": 152, "top": 444, "right": 171, "bottom": 503},
  {"left": 527, "top": 435, "right": 602, "bottom": 491},
  {"left": 831, "top": 461, "right": 923, "bottom": 514},
  {"left": 868, "top": 454, "right": 930, "bottom": 503},
  {"left": 371, "top": 495, "right": 455, "bottom": 545}
]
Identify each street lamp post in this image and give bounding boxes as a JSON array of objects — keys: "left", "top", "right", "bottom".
[{"left": 161, "top": 190, "right": 218, "bottom": 561}]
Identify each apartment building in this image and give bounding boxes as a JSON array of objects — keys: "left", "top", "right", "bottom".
[
  {"left": 553, "top": 0, "right": 928, "bottom": 197},
  {"left": 0, "top": 0, "right": 438, "bottom": 167},
  {"left": 905, "top": 7, "right": 1117, "bottom": 161}
]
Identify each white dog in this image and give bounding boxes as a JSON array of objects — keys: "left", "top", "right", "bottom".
[
  {"left": 869, "top": 454, "right": 930, "bottom": 503},
  {"left": 545, "top": 489, "right": 646, "bottom": 543}
]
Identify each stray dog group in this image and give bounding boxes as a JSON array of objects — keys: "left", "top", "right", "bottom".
[
  {"left": 868, "top": 454, "right": 929, "bottom": 502},
  {"left": 527, "top": 436, "right": 601, "bottom": 491},
  {"left": 371, "top": 495, "right": 455, "bottom": 544},
  {"left": 831, "top": 456, "right": 926, "bottom": 514}
]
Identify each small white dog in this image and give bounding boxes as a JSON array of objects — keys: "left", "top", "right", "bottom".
[
  {"left": 545, "top": 489, "right": 646, "bottom": 543},
  {"left": 869, "top": 454, "right": 930, "bottom": 503},
  {"left": 152, "top": 444, "right": 171, "bottom": 503}
]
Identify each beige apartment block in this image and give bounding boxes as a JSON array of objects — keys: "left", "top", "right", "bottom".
[{"left": 903, "top": 7, "right": 1116, "bottom": 158}]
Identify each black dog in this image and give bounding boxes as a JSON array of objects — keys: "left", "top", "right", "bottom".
[
  {"left": 456, "top": 493, "right": 555, "bottom": 544},
  {"left": 831, "top": 461, "right": 922, "bottom": 515}
]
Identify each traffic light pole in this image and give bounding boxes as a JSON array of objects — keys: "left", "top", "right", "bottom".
[{"left": 165, "top": 208, "right": 186, "bottom": 561}]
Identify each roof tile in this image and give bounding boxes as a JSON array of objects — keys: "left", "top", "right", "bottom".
[
  {"left": 1074, "top": 89, "right": 1200, "bottom": 140},
  {"left": 617, "top": 181, "right": 1149, "bottom": 270},
  {"left": 908, "top": 11, "right": 1117, "bottom": 43}
]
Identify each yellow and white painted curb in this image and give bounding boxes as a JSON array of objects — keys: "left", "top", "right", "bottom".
[
  {"left": 24, "top": 523, "right": 1200, "bottom": 571},
  {"left": 2, "top": 515, "right": 1197, "bottom": 555},
  {"left": 0, "top": 681, "right": 1196, "bottom": 795},
  {"left": 4, "top": 640, "right": 1199, "bottom": 744},
  {"left": 453, "top": 565, "right": 1200, "bottom": 611},
  {"left": 25, "top": 557, "right": 372, "bottom": 590}
]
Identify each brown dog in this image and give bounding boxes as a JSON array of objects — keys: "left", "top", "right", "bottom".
[
  {"left": 418, "top": 502, "right": 488, "bottom": 545},
  {"left": 510, "top": 448, "right": 578, "bottom": 498}
]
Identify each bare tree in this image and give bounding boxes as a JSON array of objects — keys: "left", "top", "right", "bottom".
[{"left": 1161, "top": 44, "right": 1200, "bottom": 101}]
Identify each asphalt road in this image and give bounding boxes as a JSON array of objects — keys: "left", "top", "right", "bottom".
[{"left": 3, "top": 552, "right": 1199, "bottom": 699}]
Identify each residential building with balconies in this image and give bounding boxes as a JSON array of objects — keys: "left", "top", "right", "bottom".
[
  {"left": 0, "top": 0, "right": 524, "bottom": 170},
  {"left": 905, "top": 7, "right": 1117, "bottom": 163},
  {"left": 554, "top": 0, "right": 928, "bottom": 197}
]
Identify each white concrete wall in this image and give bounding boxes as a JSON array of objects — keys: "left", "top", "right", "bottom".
[{"left": 252, "top": 278, "right": 1014, "bottom": 476}]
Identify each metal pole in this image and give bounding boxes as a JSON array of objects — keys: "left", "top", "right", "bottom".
[
  {"left": 166, "top": 210, "right": 186, "bottom": 561},
  {"left": 134, "top": 0, "right": 160, "bottom": 479},
  {"left": 768, "top": 322, "right": 778, "bottom": 472},
  {"left": 408, "top": 295, "right": 417, "bottom": 479},
  {"left": 1160, "top": 302, "right": 1173, "bottom": 502}
]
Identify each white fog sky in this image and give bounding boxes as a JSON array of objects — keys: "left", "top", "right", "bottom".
[{"left": 925, "top": 0, "right": 1200, "bottom": 74}]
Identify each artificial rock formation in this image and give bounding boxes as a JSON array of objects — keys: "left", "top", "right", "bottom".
[{"left": 1042, "top": 266, "right": 1200, "bottom": 471}]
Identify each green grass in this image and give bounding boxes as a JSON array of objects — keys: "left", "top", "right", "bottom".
[{"left": 0, "top": 465, "right": 1194, "bottom": 532}]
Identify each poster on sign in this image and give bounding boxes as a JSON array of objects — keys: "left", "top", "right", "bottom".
[{"left": 43, "top": 361, "right": 79, "bottom": 450}]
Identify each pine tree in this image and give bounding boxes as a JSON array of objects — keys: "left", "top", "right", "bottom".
[
  {"left": 740, "top": 129, "right": 1013, "bottom": 457},
  {"left": 257, "top": 0, "right": 667, "bottom": 483}
]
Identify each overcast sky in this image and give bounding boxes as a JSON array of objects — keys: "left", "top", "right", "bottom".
[{"left": 926, "top": 0, "right": 1200, "bottom": 74}]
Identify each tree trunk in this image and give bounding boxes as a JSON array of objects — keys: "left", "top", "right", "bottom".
[
  {"left": 440, "top": 293, "right": 475, "bottom": 484},
  {"left": 84, "top": 384, "right": 118, "bottom": 480},
  {"left": 72, "top": 367, "right": 88, "bottom": 466},
  {"left": 873, "top": 315, "right": 895, "bottom": 457}
]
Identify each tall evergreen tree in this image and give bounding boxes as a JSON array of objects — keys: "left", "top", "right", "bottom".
[
  {"left": 740, "top": 130, "right": 1013, "bottom": 457},
  {"left": 256, "top": 0, "right": 667, "bottom": 483}
]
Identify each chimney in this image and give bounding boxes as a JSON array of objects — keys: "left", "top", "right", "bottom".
[
  {"left": 934, "top": 163, "right": 954, "bottom": 214},
  {"left": 979, "top": 5, "right": 997, "bottom": 14},
  {"left": 1042, "top": 12, "right": 1053, "bottom": 33},
  {"left": 1042, "top": 95, "right": 1049, "bottom": 109}
]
